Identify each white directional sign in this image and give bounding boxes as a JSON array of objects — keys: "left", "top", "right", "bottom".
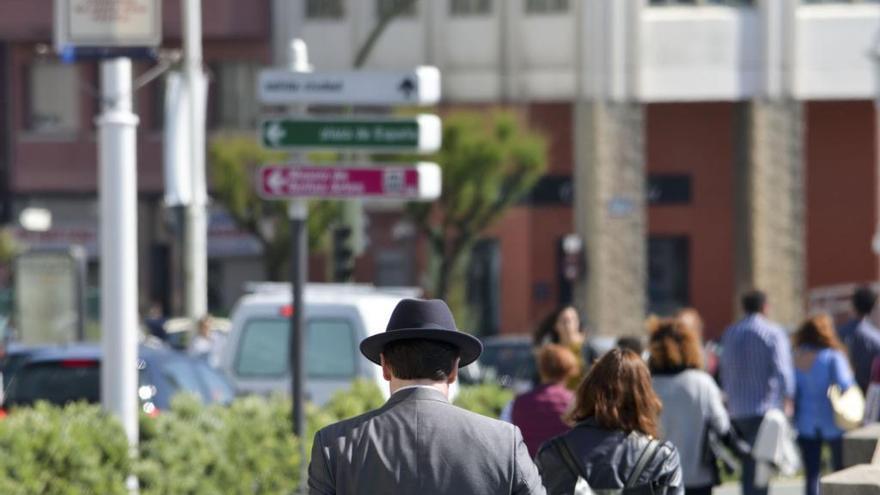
[
  {"left": 54, "top": 0, "right": 162, "bottom": 51},
  {"left": 258, "top": 66, "right": 441, "bottom": 106},
  {"left": 257, "top": 163, "right": 441, "bottom": 201}
]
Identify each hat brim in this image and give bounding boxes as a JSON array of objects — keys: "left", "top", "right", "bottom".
[{"left": 360, "top": 329, "right": 483, "bottom": 367}]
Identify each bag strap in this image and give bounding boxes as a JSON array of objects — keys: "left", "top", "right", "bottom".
[
  {"left": 625, "top": 437, "right": 661, "bottom": 488},
  {"left": 552, "top": 436, "right": 588, "bottom": 482}
]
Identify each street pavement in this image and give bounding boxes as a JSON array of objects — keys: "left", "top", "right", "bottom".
[{"left": 715, "top": 478, "right": 804, "bottom": 495}]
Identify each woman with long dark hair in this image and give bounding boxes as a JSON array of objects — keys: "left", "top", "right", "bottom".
[
  {"left": 536, "top": 349, "right": 684, "bottom": 495},
  {"left": 793, "top": 314, "right": 855, "bottom": 495}
]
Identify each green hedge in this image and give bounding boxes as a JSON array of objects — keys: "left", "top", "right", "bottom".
[{"left": 0, "top": 381, "right": 511, "bottom": 494}]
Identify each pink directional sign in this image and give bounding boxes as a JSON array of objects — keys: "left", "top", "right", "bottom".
[{"left": 257, "top": 164, "right": 441, "bottom": 201}]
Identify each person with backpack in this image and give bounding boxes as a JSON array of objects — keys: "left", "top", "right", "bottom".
[{"left": 535, "top": 348, "right": 684, "bottom": 495}]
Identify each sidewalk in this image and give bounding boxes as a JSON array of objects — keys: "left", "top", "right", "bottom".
[{"left": 715, "top": 478, "right": 804, "bottom": 495}]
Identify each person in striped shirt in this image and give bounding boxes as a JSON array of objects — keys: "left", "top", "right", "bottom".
[{"left": 720, "top": 290, "right": 795, "bottom": 495}]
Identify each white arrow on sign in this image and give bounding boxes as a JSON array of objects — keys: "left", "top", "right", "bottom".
[
  {"left": 264, "top": 122, "right": 286, "bottom": 147},
  {"left": 266, "top": 167, "right": 287, "bottom": 195},
  {"left": 258, "top": 66, "right": 440, "bottom": 106}
]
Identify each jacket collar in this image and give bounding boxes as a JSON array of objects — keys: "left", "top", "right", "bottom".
[{"left": 385, "top": 386, "right": 450, "bottom": 407}]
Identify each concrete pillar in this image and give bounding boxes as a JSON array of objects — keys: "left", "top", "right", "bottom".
[
  {"left": 732, "top": 0, "right": 805, "bottom": 327},
  {"left": 573, "top": 0, "right": 645, "bottom": 336},
  {"left": 733, "top": 99, "right": 806, "bottom": 327},
  {"left": 574, "top": 101, "right": 646, "bottom": 336}
]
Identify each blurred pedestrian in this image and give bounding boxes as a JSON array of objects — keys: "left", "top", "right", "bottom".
[
  {"left": 511, "top": 344, "right": 578, "bottom": 457},
  {"left": 616, "top": 336, "right": 644, "bottom": 357},
  {"left": 838, "top": 286, "right": 880, "bottom": 391},
  {"left": 719, "top": 290, "right": 795, "bottom": 495},
  {"left": 308, "top": 299, "right": 544, "bottom": 494},
  {"left": 189, "top": 315, "right": 219, "bottom": 364},
  {"left": 649, "top": 318, "right": 730, "bottom": 495},
  {"left": 534, "top": 306, "right": 594, "bottom": 387},
  {"left": 536, "top": 348, "right": 683, "bottom": 495},
  {"left": 792, "top": 314, "right": 855, "bottom": 495}
]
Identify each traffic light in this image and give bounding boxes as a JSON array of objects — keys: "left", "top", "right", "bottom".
[{"left": 332, "top": 226, "right": 355, "bottom": 282}]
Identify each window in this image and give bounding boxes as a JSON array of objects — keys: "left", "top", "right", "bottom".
[
  {"left": 802, "top": 0, "right": 879, "bottom": 3},
  {"left": 5, "top": 361, "right": 100, "bottom": 407},
  {"left": 377, "top": 0, "right": 417, "bottom": 18},
  {"left": 235, "top": 318, "right": 289, "bottom": 377},
  {"left": 451, "top": 0, "right": 491, "bottom": 15},
  {"left": 234, "top": 317, "right": 357, "bottom": 379},
  {"left": 306, "top": 319, "right": 357, "bottom": 378},
  {"left": 162, "top": 360, "right": 209, "bottom": 402},
  {"left": 29, "top": 61, "right": 79, "bottom": 133},
  {"left": 647, "top": 236, "right": 690, "bottom": 316},
  {"left": 212, "top": 61, "right": 259, "bottom": 130},
  {"left": 649, "top": 0, "right": 753, "bottom": 5},
  {"left": 306, "top": 0, "right": 344, "bottom": 19},
  {"left": 525, "top": 0, "right": 569, "bottom": 13},
  {"left": 647, "top": 174, "right": 692, "bottom": 206}
]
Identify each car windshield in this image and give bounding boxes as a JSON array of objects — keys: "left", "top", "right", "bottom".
[
  {"left": 479, "top": 343, "right": 536, "bottom": 382},
  {"left": 5, "top": 360, "right": 100, "bottom": 406},
  {"left": 161, "top": 359, "right": 209, "bottom": 402},
  {"left": 234, "top": 317, "right": 357, "bottom": 379}
]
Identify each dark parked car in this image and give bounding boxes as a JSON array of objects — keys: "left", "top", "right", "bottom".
[
  {"left": 0, "top": 344, "right": 49, "bottom": 391},
  {"left": 3, "top": 343, "right": 234, "bottom": 414},
  {"left": 479, "top": 336, "right": 537, "bottom": 392}
]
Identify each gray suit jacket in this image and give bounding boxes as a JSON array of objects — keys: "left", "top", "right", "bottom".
[{"left": 308, "top": 387, "right": 546, "bottom": 495}]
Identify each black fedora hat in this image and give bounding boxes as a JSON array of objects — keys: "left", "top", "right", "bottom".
[{"left": 360, "top": 298, "right": 483, "bottom": 367}]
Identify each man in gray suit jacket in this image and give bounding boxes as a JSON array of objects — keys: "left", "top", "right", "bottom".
[{"left": 308, "top": 299, "right": 545, "bottom": 495}]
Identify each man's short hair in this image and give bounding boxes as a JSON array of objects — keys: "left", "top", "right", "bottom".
[
  {"left": 741, "top": 290, "right": 766, "bottom": 314},
  {"left": 382, "top": 339, "right": 460, "bottom": 381},
  {"left": 852, "top": 286, "right": 877, "bottom": 316}
]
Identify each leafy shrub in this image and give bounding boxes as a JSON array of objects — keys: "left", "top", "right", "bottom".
[
  {"left": 136, "top": 394, "right": 301, "bottom": 495},
  {"left": 0, "top": 402, "right": 130, "bottom": 495},
  {"left": 0, "top": 380, "right": 512, "bottom": 493},
  {"left": 453, "top": 383, "right": 514, "bottom": 418}
]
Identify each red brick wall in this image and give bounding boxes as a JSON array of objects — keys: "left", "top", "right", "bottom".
[
  {"left": 646, "top": 102, "right": 737, "bottom": 340},
  {"left": 0, "top": 0, "right": 271, "bottom": 42},
  {"left": 805, "top": 101, "right": 880, "bottom": 288}
]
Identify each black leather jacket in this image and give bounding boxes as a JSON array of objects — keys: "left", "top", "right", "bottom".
[{"left": 535, "top": 419, "right": 684, "bottom": 495}]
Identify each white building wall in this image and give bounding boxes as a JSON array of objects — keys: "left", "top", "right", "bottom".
[
  {"left": 285, "top": 1, "right": 880, "bottom": 103},
  {"left": 795, "top": 5, "right": 880, "bottom": 100}
]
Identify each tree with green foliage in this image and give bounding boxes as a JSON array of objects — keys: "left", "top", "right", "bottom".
[
  {"left": 407, "top": 110, "right": 548, "bottom": 301},
  {"left": 208, "top": 135, "right": 342, "bottom": 281}
]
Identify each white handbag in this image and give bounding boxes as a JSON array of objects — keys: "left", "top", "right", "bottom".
[{"left": 827, "top": 384, "right": 865, "bottom": 431}]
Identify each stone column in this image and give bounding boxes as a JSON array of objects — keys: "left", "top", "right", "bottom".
[
  {"left": 733, "top": 99, "right": 806, "bottom": 328},
  {"left": 574, "top": 101, "right": 646, "bottom": 336}
]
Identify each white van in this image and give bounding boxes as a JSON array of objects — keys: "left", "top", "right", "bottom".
[{"left": 219, "top": 283, "right": 421, "bottom": 405}]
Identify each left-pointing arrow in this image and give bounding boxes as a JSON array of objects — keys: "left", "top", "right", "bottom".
[
  {"left": 266, "top": 168, "right": 287, "bottom": 195},
  {"left": 265, "top": 122, "right": 286, "bottom": 147}
]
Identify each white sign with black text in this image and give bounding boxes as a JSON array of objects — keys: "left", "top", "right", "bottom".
[{"left": 257, "top": 66, "right": 441, "bottom": 106}]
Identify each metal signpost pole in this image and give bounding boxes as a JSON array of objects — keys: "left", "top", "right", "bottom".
[
  {"left": 285, "top": 39, "right": 310, "bottom": 492},
  {"left": 182, "top": 0, "right": 208, "bottom": 321},
  {"left": 97, "top": 56, "right": 140, "bottom": 453}
]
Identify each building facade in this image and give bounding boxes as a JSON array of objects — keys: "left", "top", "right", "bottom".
[
  {"left": 2, "top": 0, "right": 879, "bottom": 340},
  {"left": 285, "top": 0, "right": 880, "bottom": 338}
]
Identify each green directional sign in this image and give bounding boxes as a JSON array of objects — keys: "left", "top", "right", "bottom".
[{"left": 260, "top": 114, "right": 441, "bottom": 153}]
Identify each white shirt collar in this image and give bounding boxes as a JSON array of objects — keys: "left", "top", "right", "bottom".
[{"left": 392, "top": 384, "right": 443, "bottom": 395}]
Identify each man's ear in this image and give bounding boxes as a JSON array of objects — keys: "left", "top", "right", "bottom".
[
  {"left": 380, "top": 354, "right": 392, "bottom": 382},
  {"left": 447, "top": 358, "right": 460, "bottom": 384}
]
